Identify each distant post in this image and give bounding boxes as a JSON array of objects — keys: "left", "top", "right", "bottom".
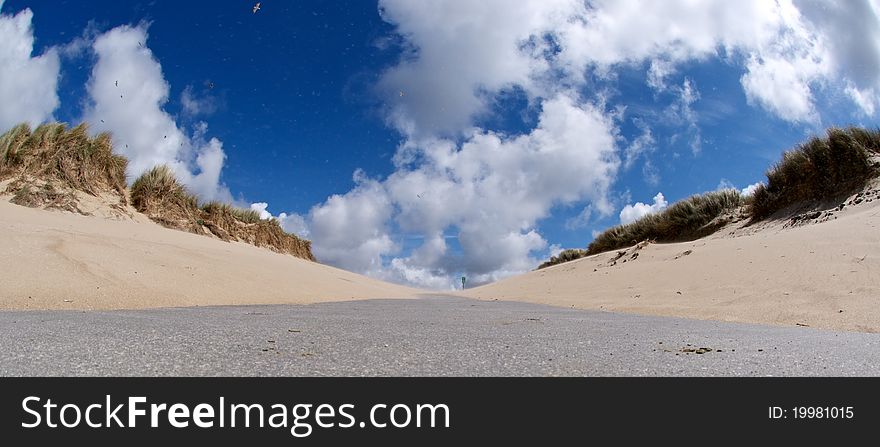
[{"left": 461, "top": 276, "right": 466, "bottom": 289}]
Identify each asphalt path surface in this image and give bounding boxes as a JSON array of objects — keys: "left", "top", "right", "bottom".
[{"left": 1, "top": 296, "right": 878, "bottom": 376}]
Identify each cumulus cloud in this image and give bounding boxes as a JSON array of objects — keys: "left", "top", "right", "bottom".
[
  {"left": 293, "top": 0, "right": 880, "bottom": 288},
  {"left": 82, "top": 24, "right": 231, "bottom": 202},
  {"left": 277, "top": 213, "right": 310, "bottom": 239},
  {"left": 375, "top": 0, "right": 586, "bottom": 138},
  {"left": 741, "top": 182, "right": 763, "bottom": 197},
  {"left": 555, "top": 0, "right": 873, "bottom": 123},
  {"left": 794, "top": 0, "right": 880, "bottom": 116},
  {"left": 294, "top": 93, "right": 619, "bottom": 288},
  {"left": 0, "top": 2, "right": 60, "bottom": 131},
  {"left": 250, "top": 202, "right": 272, "bottom": 220},
  {"left": 385, "top": 94, "right": 618, "bottom": 286},
  {"left": 740, "top": 50, "right": 826, "bottom": 124},
  {"left": 619, "top": 192, "right": 668, "bottom": 225},
  {"left": 307, "top": 170, "right": 397, "bottom": 275}
]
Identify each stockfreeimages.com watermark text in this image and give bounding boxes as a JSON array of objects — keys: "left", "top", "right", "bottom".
[{"left": 22, "top": 396, "right": 450, "bottom": 437}]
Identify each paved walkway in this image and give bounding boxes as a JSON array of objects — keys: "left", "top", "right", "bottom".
[{"left": 1, "top": 296, "right": 877, "bottom": 376}]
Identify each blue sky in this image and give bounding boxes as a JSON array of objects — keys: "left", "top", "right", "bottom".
[{"left": 2, "top": 0, "right": 879, "bottom": 289}]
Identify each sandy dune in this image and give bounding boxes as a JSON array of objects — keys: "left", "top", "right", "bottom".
[
  {"left": 461, "top": 188, "right": 880, "bottom": 333},
  {"left": 0, "top": 199, "right": 420, "bottom": 310},
  {"left": 3, "top": 185, "right": 880, "bottom": 333}
]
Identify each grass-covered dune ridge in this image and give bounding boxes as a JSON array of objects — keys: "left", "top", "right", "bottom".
[
  {"left": 132, "top": 165, "right": 315, "bottom": 261},
  {"left": 749, "top": 127, "right": 880, "bottom": 219},
  {"left": 0, "top": 123, "right": 128, "bottom": 212},
  {"left": 540, "top": 126, "right": 880, "bottom": 269},
  {"left": 538, "top": 249, "right": 588, "bottom": 270},
  {"left": 586, "top": 189, "right": 744, "bottom": 258},
  {"left": 1, "top": 123, "right": 314, "bottom": 262}
]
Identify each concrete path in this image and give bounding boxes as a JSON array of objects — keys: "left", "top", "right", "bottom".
[{"left": 1, "top": 296, "right": 877, "bottom": 376}]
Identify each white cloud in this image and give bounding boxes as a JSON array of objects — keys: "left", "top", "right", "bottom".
[
  {"left": 0, "top": 3, "right": 60, "bottom": 131},
  {"left": 553, "top": 0, "right": 856, "bottom": 123},
  {"left": 741, "top": 182, "right": 763, "bottom": 197},
  {"left": 740, "top": 51, "right": 825, "bottom": 124},
  {"left": 83, "top": 24, "right": 231, "bottom": 202},
  {"left": 647, "top": 59, "right": 676, "bottom": 92},
  {"left": 307, "top": 170, "right": 397, "bottom": 275},
  {"left": 289, "top": 0, "right": 880, "bottom": 288},
  {"left": 300, "top": 93, "right": 619, "bottom": 287},
  {"left": 250, "top": 202, "right": 272, "bottom": 220},
  {"left": 180, "top": 85, "right": 218, "bottom": 117},
  {"left": 623, "top": 119, "right": 656, "bottom": 169},
  {"left": 677, "top": 79, "right": 702, "bottom": 154},
  {"left": 620, "top": 192, "right": 668, "bottom": 225},
  {"left": 845, "top": 83, "right": 878, "bottom": 116},
  {"left": 376, "top": 0, "right": 586, "bottom": 137},
  {"left": 277, "top": 213, "right": 309, "bottom": 238},
  {"left": 717, "top": 179, "right": 763, "bottom": 196},
  {"left": 794, "top": 0, "right": 880, "bottom": 116},
  {"left": 384, "top": 94, "right": 618, "bottom": 283}
]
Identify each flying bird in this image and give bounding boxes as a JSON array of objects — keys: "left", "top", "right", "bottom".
[{"left": 253, "top": 2, "right": 261, "bottom": 13}]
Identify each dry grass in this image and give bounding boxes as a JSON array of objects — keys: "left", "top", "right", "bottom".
[
  {"left": 202, "top": 202, "right": 262, "bottom": 225},
  {"left": 542, "top": 190, "right": 743, "bottom": 266},
  {"left": 0, "top": 123, "right": 127, "bottom": 202},
  {"left": 537, "top": 249, "right": 589, "bottom": 269},
  {"left": 130, "top": 165, "right": 202, "bottom": 231},
  {"left": 586, "top": 190, "right": 743, "bottom": 256},
  {"left": 749, "top": 127, "right": 880, "bottom": 219},
  {"left": 132, "top": 166, "right": 315, "bottom": 261},
  {"left": 1, "top": 121, "right": 314, "bottom": 262},
  {"left": 542, "top": 126, "right": 880, "bottom": 267},
  {"left": 9, "top": 181, "right": 80, "bottom": 213}
]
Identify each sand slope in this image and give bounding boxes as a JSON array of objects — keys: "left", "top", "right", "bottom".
[
  {"left": 0, "top": 200, "right": 420, "bottom": 310},
  {"left": 3, "top": 186, "right": 880, "bottom": 333},
  {"left": 461, "top": 190, "right": 880, "bottom": 333}
]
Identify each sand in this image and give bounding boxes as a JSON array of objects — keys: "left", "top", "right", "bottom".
[
  {"left": 0, "top": 199, "right": 420, "bottom": 310},
  {"left": 3, "top": 185, "right": 880, "bottom": 333},
  {"left": 460, "top": 188, "right": 880, "bottom": 333}
]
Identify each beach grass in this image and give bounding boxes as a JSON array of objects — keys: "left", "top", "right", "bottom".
[
  {"left": 541, "top": 126, "right": 880, "bottom": 266},
  {"left": 748, "top": 127, "right": 880, "bottom": 219},
  {"left": 1, "top": 122, "right": 314, "bottom": 261}
]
